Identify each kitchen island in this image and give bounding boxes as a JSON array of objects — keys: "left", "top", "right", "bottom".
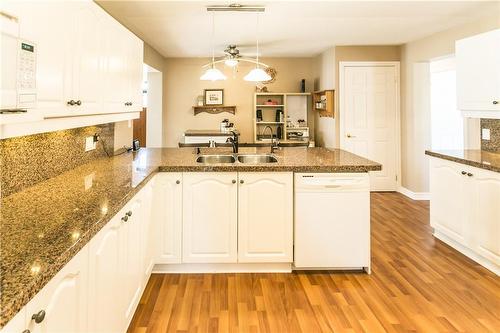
[{"left": 0, "top": 147, "right": 380, "bottom": 330}]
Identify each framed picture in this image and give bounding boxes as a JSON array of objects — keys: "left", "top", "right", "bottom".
[{"left": 204, "top": 89, "right": 224, "bottom": 106}]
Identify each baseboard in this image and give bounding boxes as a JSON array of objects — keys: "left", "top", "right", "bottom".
[
  {"left": 153, "top": 262, "right": 292, "bottom": 273},
  {"left": 397, "top": 186, "right": 430, "bottom": 200},
  {"left": 434, "top": 230, "right": 500, "bottom": 276}
]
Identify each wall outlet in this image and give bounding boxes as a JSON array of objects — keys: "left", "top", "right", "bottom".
[
  {"left": 481, "top": 128, "right": 491, "bottom": 140},
  {"left": 85, "top": 136, "right": 96, "bottom": 151}
]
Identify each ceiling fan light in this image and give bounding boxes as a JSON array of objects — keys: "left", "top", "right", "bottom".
[
  {"left": 244, "top": 67, "right": 271, "bottom": 82},
  {"left": 224, "top": 58, "right": 239, "bottom": 67},
  {"left": 200, "top": 67, "right": 227, "bottom": 81}
]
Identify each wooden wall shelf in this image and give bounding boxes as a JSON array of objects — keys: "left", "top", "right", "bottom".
[
  {"left": 313, "top": 90, "right": 334, "bottom": 118},
  {"left": 193, "top": 106, "right": 236, "bottom": 115}
]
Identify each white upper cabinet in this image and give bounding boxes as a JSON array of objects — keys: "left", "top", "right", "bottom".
[
  {"left": 238, "top": 172, "right": 293, "bottom": 263},
  {"left": 456, "top": 29, "right": 500, "bottom": 118},
  {"left": 25, "top": 246, "right": 89, "bottom": 333},
  {"left": 182, "top": 172, "right": 238, "bottom": 263}
]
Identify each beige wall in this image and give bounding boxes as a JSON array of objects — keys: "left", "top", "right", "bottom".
[
  {"left": 312, "top": 47, "right": 336, "bottom": 147},
  {"left": 163, "top": 57, "right": 314, "bottom": 146},
  {"left": 401, "top": 14, "right": 500, "bottom": 192}
]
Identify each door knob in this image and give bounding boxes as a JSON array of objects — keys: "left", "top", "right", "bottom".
[
  {"left": 346, "top": 134, "right": 356, "bottom": 138},
  {"left": 31, "top": 310, "right": 46, "bottom": 324}
]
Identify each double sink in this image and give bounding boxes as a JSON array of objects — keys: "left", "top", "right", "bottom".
[{"left": 196, "top": 154, "right": 278, "bottom": 164}]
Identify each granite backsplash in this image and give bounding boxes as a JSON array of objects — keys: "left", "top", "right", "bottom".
[
  {"left": 0, "top": 124, "right": 114, "bottom": 197},
  {"left": 481, "top": 118, "right": 500, "bottom": 153}
]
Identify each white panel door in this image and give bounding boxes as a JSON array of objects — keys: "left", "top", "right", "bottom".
[
  {"left": 238, "top": 172, "right": 293, "bottom": 263},
  {"left": 26, "top": 247, "right": 88, "bottom": 333},
  {"left": 342, "top": 64, "right": 398, "bottom": 191},
  {"left": 153, "top": 173, "right": 183, "bottom": 264},
  {"left": 182, "top": 172, "right": 238, "bottom": 263},
  {"left": 14, "top": 1, "right": 74, "bottom": 116},
  {"left": 71, "top": 1, "right": 104, "bottom": 115},
  {"left": 472, "top": 168, "right": 500, "bottom": 265},
  {"left": 429, "top": 158, "right": 469, "bottom": 244},
  {"left": 456, "top": 29, "right": 500, "bottom": 112},
  {"left": 88, "top": 215, "right": 124, "bottom": 333}
]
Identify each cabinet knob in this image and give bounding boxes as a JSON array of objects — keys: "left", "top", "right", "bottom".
[
  {"left": 346, "top": 134, "right": 356, "bottom": 138},
  {"left": 176, "top": 180, "right": 180, "bottom": 184},
  {"left": 75, "top": 100, "right": 82, "bottom": 106},
  {"left": 126, "top": 211, "right": 132, "bottom": 217},
  {"left": 467, "top": 173, "right": 473, "bottom": 177},
  {"left": 493, "top": 101, "right": 498, "bottom": 105},
  {"left": 240, "top": 180, "right": 244, "bottom": 184},
  {"left": 232, "top": 179, "right": 236, "bottom": 184},
  {"left": 121, "top": 215, "right": 129, "bottom": 222},
  {"left": 67, "top": 100, "right": 76, "bottom": 106},
  {"left": 461, "top": 171, "right": 467, "bottom": 175},
  {"left": 31, "top": 310, "right": 46, "bottom": 324},
  {"left": 22, "top": 330, "right": 31, "bottom": 333}
]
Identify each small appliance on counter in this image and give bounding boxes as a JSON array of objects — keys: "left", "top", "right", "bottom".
[
  {"left": 132, "top": 139, "right": 140, "bottom": 151},
  {"left": 287, "top": 127, "right": 309, "bottom": 141}
]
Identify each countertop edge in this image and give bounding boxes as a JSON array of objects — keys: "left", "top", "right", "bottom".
[{"left": 425, "top": 150, "right": 500, "bottom": 173}]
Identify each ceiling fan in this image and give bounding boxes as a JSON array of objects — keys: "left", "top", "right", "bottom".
[{"left": 208, "top": 45, "right": 268, "bottom": 68}]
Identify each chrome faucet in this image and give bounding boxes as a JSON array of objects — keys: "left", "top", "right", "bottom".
[
  {"left": 262, "top": 126, "right": 278, "bottom": 154},
  {"left": 226, "top": 131, "right": 239, "bottom": 153}
]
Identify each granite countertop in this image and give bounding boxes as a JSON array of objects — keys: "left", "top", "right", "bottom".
[
  {"left": 425, "top": 149, "right": 500, "bottom": 173},
  {"left": 184, "top": 129, "right": 240, "bottom": 136},
  {"left": 0, "top": 147, "right": 380, "bottom": 327}
]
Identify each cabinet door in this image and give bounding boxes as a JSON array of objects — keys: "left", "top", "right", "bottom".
[
  {"left": 0, "top": 307, "right": 26, "bottom": 333},
  {"left": 238, "top": 172, "right": 293, "bottom": 263},
  {"left": 152, "top": 173, "right": 183, "bottom": 264},
  {"left": 126, "top": 34, "right": 144, "bottom": 112},
  {"left": 456, "top": 29, "right": 500, "bottom": 112},
  {"left": 88, "top": 215, "right": 124, "bottom": 333},
  {"left": 429, "top": 158, "right": 469, "bottom": 244},
  {"left": 26, "top": 247, "right": 88, "bottom": 333},
  {"left": 182, "top": 172, "right": 238, "bottom": 263},
  {"left": 471, "top": 168, "right": 500, "bottom": 265},
  {"left": 140, "top": 183, "right": 155, "bottom": 282},
  {"left": 121, "top": 199, "right": 143, "bottom": 325},
  {"left": 71, "top": 1, "right": 104, "bottom": 115},
  {"left": 13, "top": 1, "right": 74, "bottom": 116}
]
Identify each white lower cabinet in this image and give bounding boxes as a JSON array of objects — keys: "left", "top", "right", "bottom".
[
  {"left": 25, "top": 246, "right": 89, "bottom": 333},
  {"left": 430, "top": 157, "right": 500, "bottom": 273},
  {"left": 182, "top": 172, "right": 238, "bottom": 263},
  {"left": 152, "top": 173, "right": 183, "bottom": 264},
  {"left": 238, "top": 172, "right": 293, "bottom": 263}
]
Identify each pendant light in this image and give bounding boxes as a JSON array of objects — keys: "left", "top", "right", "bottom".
[
  {"left": 244, "top": 12, "right": 271, "bottom": 82},
  {"left": 200, "top": 12, "right": 226, "bottom": 81}
]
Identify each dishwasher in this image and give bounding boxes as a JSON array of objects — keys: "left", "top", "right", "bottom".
[{"left": 294, "top": 173, "right": 370, "bottom": 273}]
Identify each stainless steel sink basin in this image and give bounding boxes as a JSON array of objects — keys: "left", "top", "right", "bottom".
[
  {"left": 237, "top": 154, "right": 278, "bottom": 164},
  {"left": 196, "top": 155, "right": 236, "bottom": 164}
]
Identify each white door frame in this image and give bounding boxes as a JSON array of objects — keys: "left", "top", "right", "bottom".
[{"left": 339, "top": 61, "right": 401, "bottom": 190}]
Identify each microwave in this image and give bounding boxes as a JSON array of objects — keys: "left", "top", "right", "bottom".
[{"left": 1, "top": 11, "right": 37, "bottom": 113}]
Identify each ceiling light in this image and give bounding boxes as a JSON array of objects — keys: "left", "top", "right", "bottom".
[
  {"left": 224, "top": 58, "right": 239, "bottom": 67},
  {"left": 200, "top": 67, "right": 227, "bottom": 81},
  {"left": 244, "top": 68, "right": 271, "bottom": 82}
]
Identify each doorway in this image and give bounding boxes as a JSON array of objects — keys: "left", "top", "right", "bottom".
[
  {"left": 339, "top": 62, "right": 400, "bottom": 191},
  {"left": 133, "top": 64, "right": 163, "bottom": 147}
]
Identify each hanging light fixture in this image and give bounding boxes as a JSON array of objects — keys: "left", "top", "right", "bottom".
[
  {"left": 200, "top": 12, "right": 227, "bottom": 81},
  {"left": 244, "top": 11, "right": 271, "bottom": 82}
]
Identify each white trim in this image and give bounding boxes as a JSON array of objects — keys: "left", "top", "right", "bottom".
[
  {"left": 434, "top": 230, "right": 499, "bottom": 276},
  {"left": 397, "top": 186, "right": 430, "bottom": 200},
  {"left": 153, "top": 262, "right": 292, "bottom": 273},
  {"left": 339, "top": 61, "right": 402, "bottom": 191}
]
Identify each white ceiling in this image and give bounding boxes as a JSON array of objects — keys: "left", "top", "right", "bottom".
[{"left": 97, "top": 1, "right": 500, "bottom": 58}]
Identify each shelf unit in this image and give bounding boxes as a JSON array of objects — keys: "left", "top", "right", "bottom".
[
  {"left": 253, "top": 93, "right": 311, "bottom": 142},
  {"left": 313, "top": 90, "right": 334, "bottom": 117}
]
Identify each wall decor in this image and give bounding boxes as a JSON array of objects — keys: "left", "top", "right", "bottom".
[
  {"left": 204, "top": 89, "right": 224, "bottom": 105},
  {"left": 263, "top": 67, "right": 277, "bottom": 84}
]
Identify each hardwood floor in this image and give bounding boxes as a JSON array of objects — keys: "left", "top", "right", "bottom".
[{"left": 128, "top": 192, "right": 500, "bottom": 333}]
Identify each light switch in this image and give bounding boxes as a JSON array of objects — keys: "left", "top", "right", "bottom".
[{"left": 482, "top": 128, "right": 491, "bottom": 140}]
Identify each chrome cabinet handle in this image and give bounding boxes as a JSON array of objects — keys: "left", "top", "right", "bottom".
[
  {"left": 461, "top": 171, "right": 467, "bottom": 175},
  {"left": 126, "top": 211, "right": 132, "bottom": 217},
  {"left": 240, "top": 180, "right": 244, "bottom": 184},
  {"left": 232, "top": 179, "right": 236, "bottom": 184},
  {"left": 121, "top": 215, "right": 129, "bottom": 222},
  {"left": 176, "top": 180, "right": 180, "bottom": 184},
  {"left": 32, "top": 310, "right": 45, "bottom": 324},
  {"left": 493, "top": 101, "right": 498, "bottom": 105},
  {"left": 67, "top": 100, "right": 76, "bottom": 106}
]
